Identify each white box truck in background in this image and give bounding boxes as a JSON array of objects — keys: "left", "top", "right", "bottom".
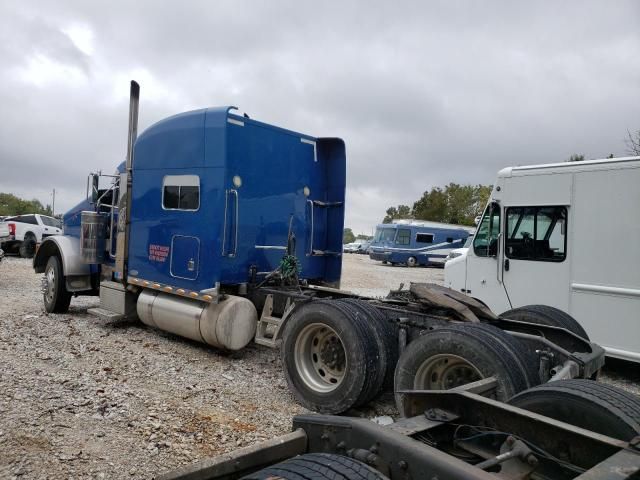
[{"left": 445, "top": 156, "right": 640, "bottom": 362}]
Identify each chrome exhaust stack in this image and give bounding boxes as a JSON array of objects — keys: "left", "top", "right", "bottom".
[{"left": 115, "top": 81, "right": 140, "bottom": 281}]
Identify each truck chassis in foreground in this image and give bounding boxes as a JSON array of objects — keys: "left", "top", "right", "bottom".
[{"left": 158, "top": 380, "right": 640, "bottom": 480}]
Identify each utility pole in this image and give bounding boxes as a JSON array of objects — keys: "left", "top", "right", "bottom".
[{"left": 52, "top": 188, "right": 55, "bottom": 216}]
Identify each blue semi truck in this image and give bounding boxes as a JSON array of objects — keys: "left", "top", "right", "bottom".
[{"left": 32, "top": 83, "right": 635, "bottom": 436}]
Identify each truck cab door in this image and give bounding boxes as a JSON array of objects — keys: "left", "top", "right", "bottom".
[
  {"left": 464, "top": 203, "right": 511, "bottom": 314},
  {"left": 501, "top": 206, "right": 569, "bottom": 312}
]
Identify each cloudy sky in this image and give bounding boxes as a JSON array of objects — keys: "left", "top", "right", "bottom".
[{"left": 0, "top": 1, "right": 638, "bottom": 234}]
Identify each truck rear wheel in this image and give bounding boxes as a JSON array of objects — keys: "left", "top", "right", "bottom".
[
  {"left": 509, "top": 379, "right": 640, "bottom": 441},
  {"left": 241, "top": 453, "right": 389, "bottom": 480},
  {"left": 19, "top": 233, "right": 36, "bottom": 258},
  {"left": 281, "top": 301, "right": 382, "bottom": 414},
  {"left": 340, "top": 299, "right": 398, "bottom": 390},
  {"left": 394, "top": 323, "right": 532, "bottom": 416},
  {"left": 500, "top": 305, "right": 589, "bottom": 339},
  {"left": 406, "top": 256, "right": 417, "bottom": 267},
  {"left": 43, "top": 256, "right": 71, "bottom": 313}
]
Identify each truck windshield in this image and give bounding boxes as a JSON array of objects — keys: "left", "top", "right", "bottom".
[
  {"left": 374, "top": 227, "right": 396, "bottom": 243},
  {"left": 463, "top": 235, "right": 474, "bottom": 248},
  {"left": 473, "top": 204, "right": 500, "bottom": 257}
]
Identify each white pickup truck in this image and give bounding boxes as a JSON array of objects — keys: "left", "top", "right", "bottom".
[
  {"left": 2, "top": 214, "right": 62, "bottom": 258},
  {"left": 0, "top": 222, "right": 9, "bottom": 262}
]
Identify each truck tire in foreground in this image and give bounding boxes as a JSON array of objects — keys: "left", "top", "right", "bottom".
[
  {"left": 509, "top": 379, "right": 640, "bottom": 441},
  {"left": 281, "top": 300, "right": 387, "bottom": 414},
  {"left": 501, "top": 304, "right": 589, "bottom": 340},
  {"left": 394, "top": 323, "right": 537, "bottom": 417},
  {"left": 43, "top": 256, "right": 72, "bottom": 313},
  {"left": 241, "top": 453, "right": 389, "bottom": 480}
]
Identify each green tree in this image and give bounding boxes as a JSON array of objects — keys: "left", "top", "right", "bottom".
[
  {"left": 475, "top": 184, "right": 492, "bottom": 216},
  {"left": 567, "top": 154, "right": 585, "bottom": 162},
  {"left": 382, "top": 204, "right": 411, "bottom": 223},
  {"left": 0, "top": 193, "right": 51, "bottom": 216},
  {"left": 412, "top": 187, "right": 448, "bottom": 222},
  {"left": 355, "top": 234, "right": 372, "bottom": 240},
  {"left": 409, "top": 184, "right": 491, "bottom": 226},
  {"left": 343, "top": 228, "right": 356, "bottom": 244}
]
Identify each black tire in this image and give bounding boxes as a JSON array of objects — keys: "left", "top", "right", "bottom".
[
  {"left": 501, "top": 304, "right": 589, "bottom": 340},
  {"left": 281, "top": 301, "right": 381, "bottom": 414},
  {"left": 468, "top": 323, "right": 540, "bottom": 388},
  {"left": 43, "top": 256, "right": 72, "bottom": 313},
  {"left": 340, "top": 299, "right": 399, "bottom": 390},
  {"left": 19, "top": 233, "right": 36, "bottom": 258},
  {"left": 328, "top": 300, "right": 386, "bottom": 406},
  {"left": 509, "top": 379, "right": 640, "bottom": 441},
  {"left": 394, "top": 323, "right": 532, "bottom": 416},
  {"left": 406, "top": 256, "right": 417, "bottom": 267},
  {"left": 242, "top": 453, "right": 389, "bottom": 480}
]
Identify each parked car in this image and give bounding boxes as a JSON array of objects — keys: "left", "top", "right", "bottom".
[
  {"left": 343, "top": 242, "right": 363, "bottom": 253},
  {"left": 443, "top": 234, "right": 474, "bottom": 263},
  {"left": 357, "top": 240, "right": 371, "bottom": 254},
  {"left": 2, "top": 214, "right": 62, "bottom": 258}
]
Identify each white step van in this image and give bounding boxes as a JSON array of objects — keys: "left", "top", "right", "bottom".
[{"left": 445, "top": 156, "right": 640, "bottom": 362}]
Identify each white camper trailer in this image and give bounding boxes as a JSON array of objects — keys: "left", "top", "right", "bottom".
[{"left": 445, "top": 156, "right": 640, "bottom": 362}]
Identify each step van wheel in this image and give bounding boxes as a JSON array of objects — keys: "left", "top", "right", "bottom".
[
  {"left": 394, "top": 323, "right": 532, "bottom": 417},
  {"left": 281, "top": 301, "right": 382, "bottom": 414},
  {"left": 500, "top": 304, "right": 589, "bottom": 340},
  {"left": 406, "top": 256, "right": 417, "bottom": 267},
  {"left": 241, "top": 453, "right": 390, "bottom": 480},
  {"left": 340, "top": 299, "right": 399, "bottom": 391},
  {"left": 43, "top": 256, "right": 72, "bottom": 313},
  {"left": 509, "top": 379, "right": 640, "bottom": 441}
]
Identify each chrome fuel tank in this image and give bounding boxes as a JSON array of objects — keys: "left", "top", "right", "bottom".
[{"left": 137, "top": 290, "right": 257, "bottom": 351}]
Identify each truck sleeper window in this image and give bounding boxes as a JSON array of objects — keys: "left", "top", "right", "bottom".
[
  {"left": 162, "top": 175, "right": 200, "bottom": 211},
  {"left": 506, "top": 206, "right": 567, "bottom": 262}
]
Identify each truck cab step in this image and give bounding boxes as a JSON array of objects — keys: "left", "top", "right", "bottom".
[{"left": 87, "top": 307, "right": 125, "bottom": 322}]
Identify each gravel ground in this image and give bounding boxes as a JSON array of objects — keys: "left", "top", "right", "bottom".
[{"left": 0, "top": 254, "right": 637, "bottom": 479}]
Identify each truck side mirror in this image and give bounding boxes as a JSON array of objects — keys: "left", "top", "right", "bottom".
[{"left": 87, "top": 174, "right": 99, "bottom": 204}]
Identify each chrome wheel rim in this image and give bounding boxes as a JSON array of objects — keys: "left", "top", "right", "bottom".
[
  {"left": 407, "top": 257, "right": 417, "bottom": 267},
  {"left": 414, "top": 354, "right": 482, "bottom": 390},
  {"left": 294, "top": 323, "right": 347, "bottom": 393},
  {"left": 45, "top": 266, "right": 56, "bottom": 303}
]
